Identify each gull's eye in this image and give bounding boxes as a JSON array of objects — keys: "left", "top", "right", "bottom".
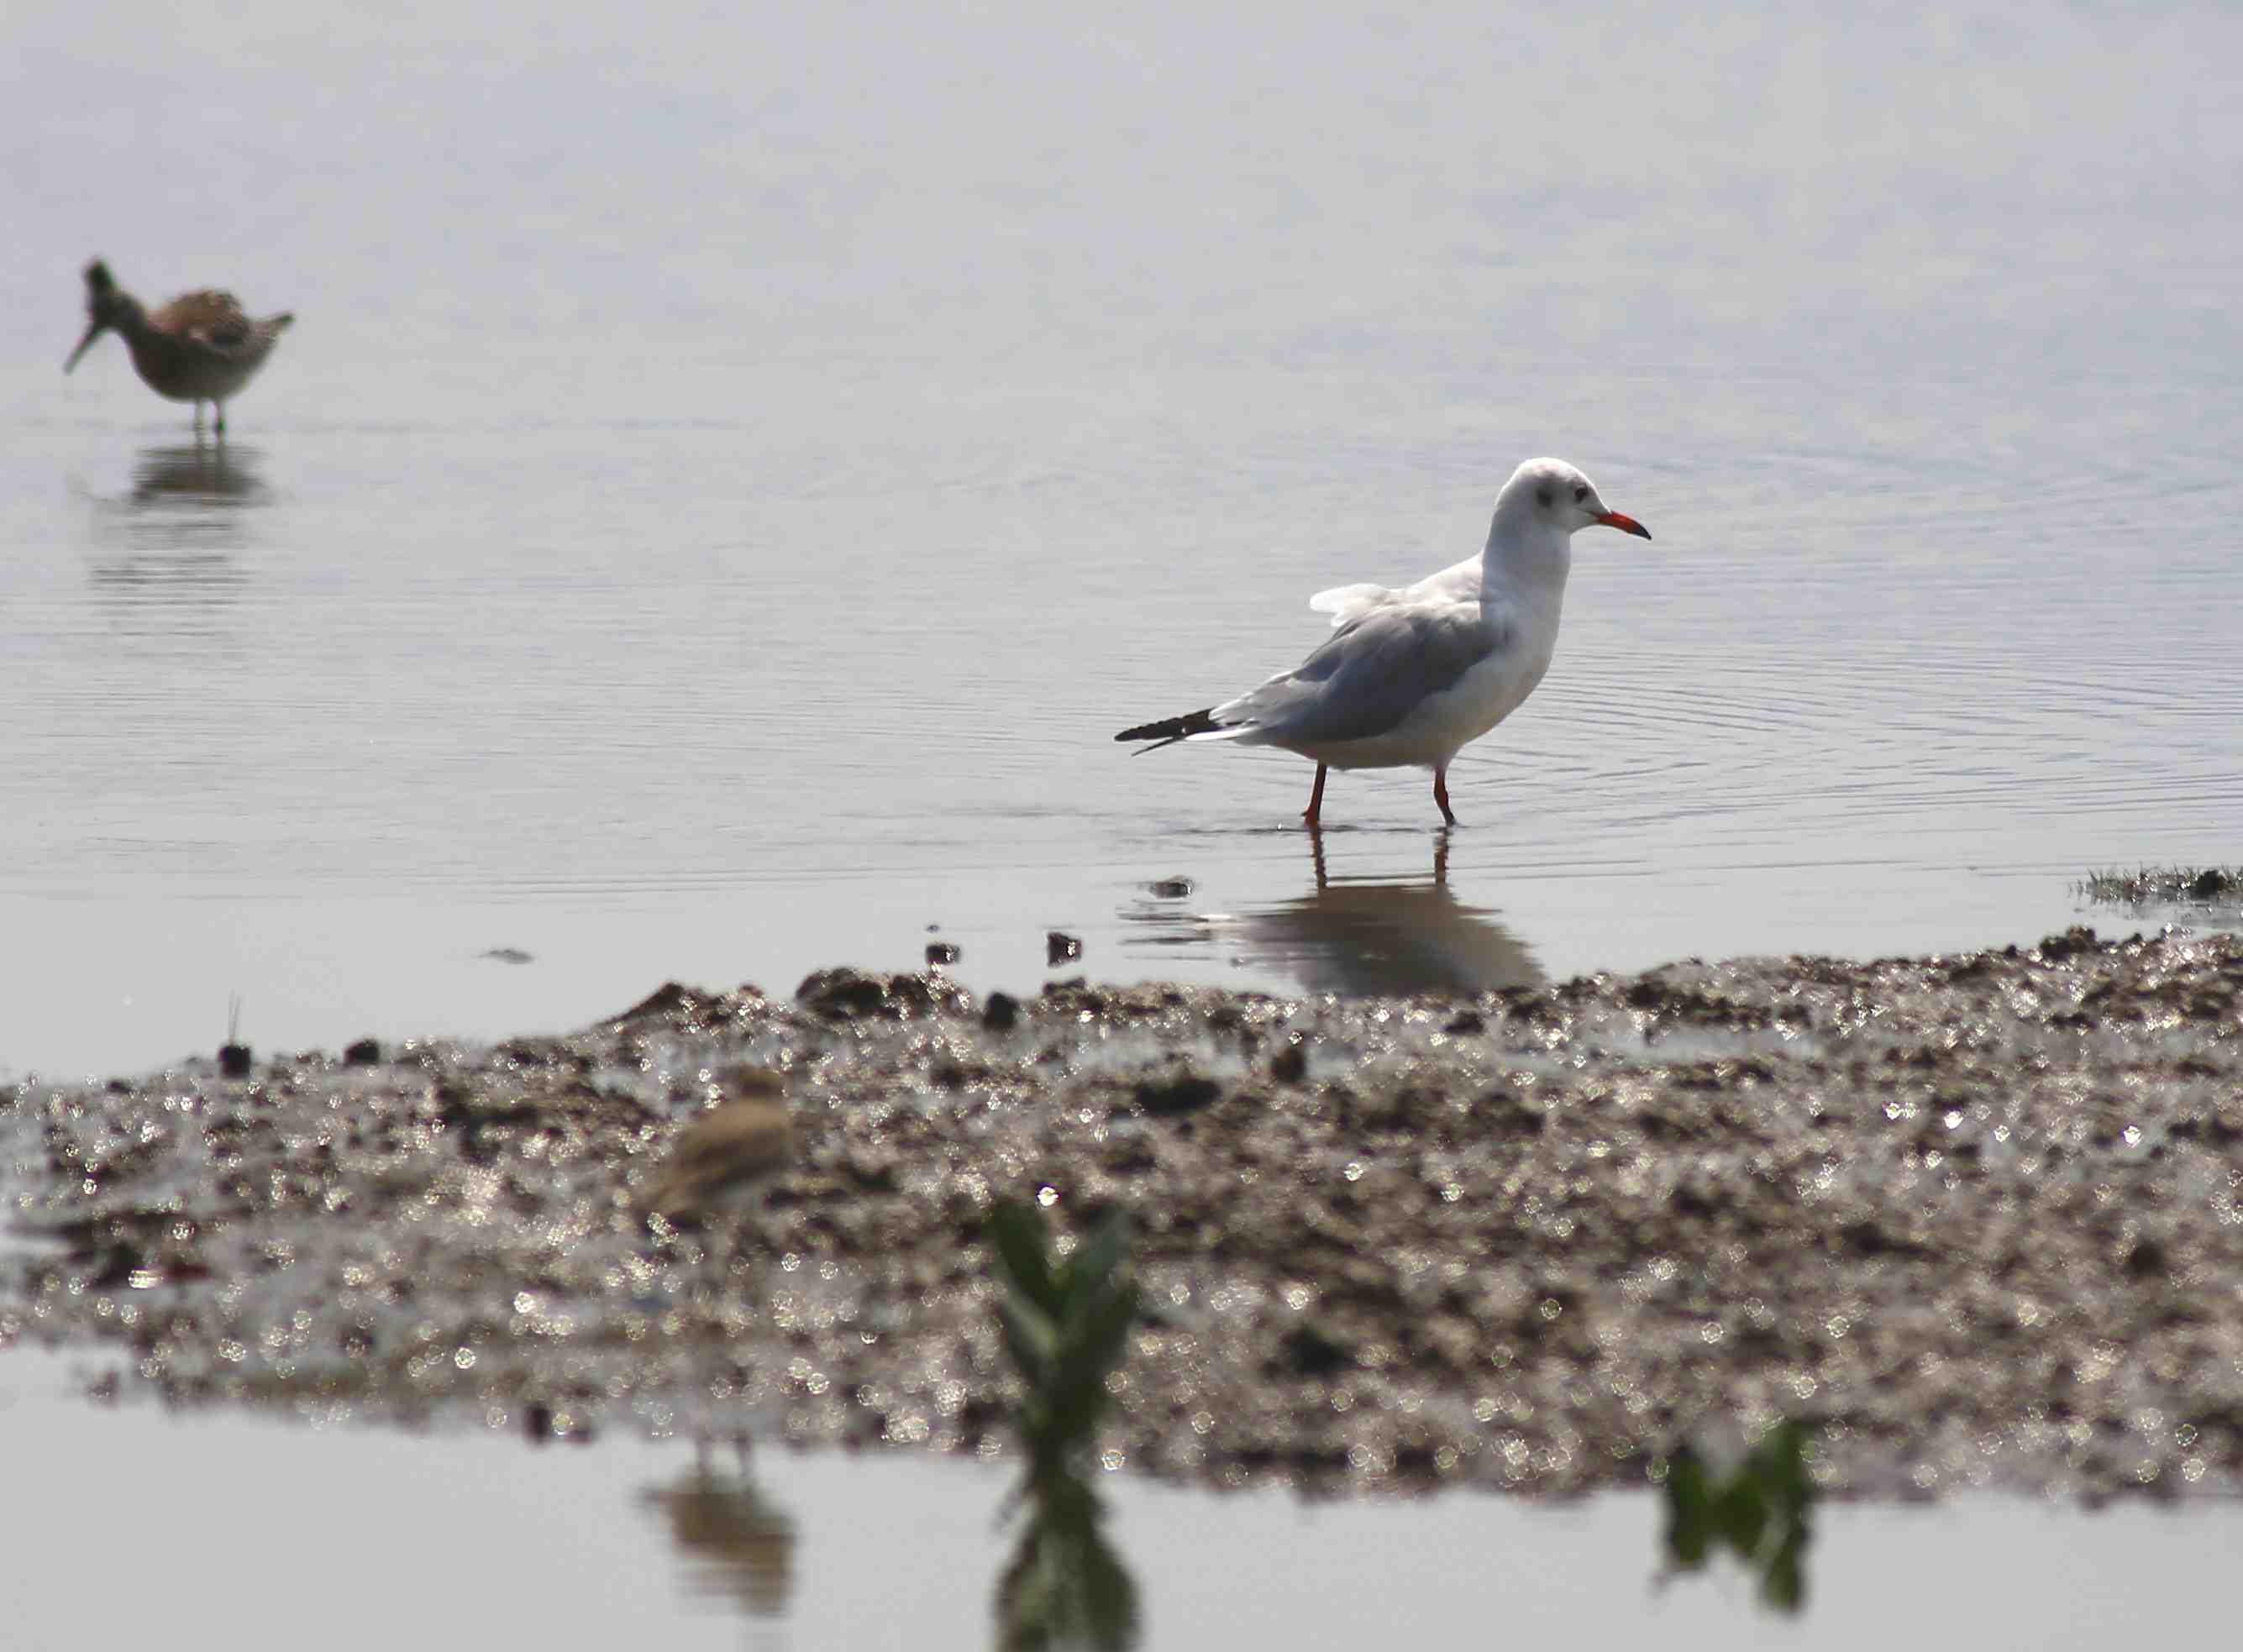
[{"left": 1573, "top": 485, "right": 1589, "bottom": 503}]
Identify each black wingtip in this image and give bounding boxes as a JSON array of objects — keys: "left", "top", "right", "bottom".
[{"left": 1115, "top": 707, "right": 1220, "bottom": 749}]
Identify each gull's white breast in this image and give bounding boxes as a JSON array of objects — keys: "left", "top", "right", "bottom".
[{"left": 1286, "top": 631, "right": 1557, "bottom": 770}]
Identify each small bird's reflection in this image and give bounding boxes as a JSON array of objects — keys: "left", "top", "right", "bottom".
[
  {"left": 642, "top": 1444, "right": 798, "bottom": 1624},
  {"left": 129, "top": 441, "right": 266, "bottom": 508},
  {"left": 81, "top": 443, "right": 267, "bottom": 608},
  {"left": 81, "top": 547, "right": 244, "bottom": 600},
  {"left": 1125, "top": 828, "right": 1546, "bottom": 997}
]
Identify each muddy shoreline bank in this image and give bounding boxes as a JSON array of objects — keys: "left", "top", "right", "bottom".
[{"left": 5, "top": 925, "right": 2242, "bottom": 1504}]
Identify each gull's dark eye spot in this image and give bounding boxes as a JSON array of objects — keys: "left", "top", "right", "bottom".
[
  {"left": 1535, "top": 485, "right": 1554, "bottom": 508},
  {"left": 1573, "top": 485, "right": 1589, "bottom": 503}
]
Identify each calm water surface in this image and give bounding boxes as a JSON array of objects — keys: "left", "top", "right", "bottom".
[
  {"left": 3, "top": 3, "right": 2239, "bottom": 1077},
  {"left": 4, "top": 1352, "right": 2240, "bottom": 1650}
]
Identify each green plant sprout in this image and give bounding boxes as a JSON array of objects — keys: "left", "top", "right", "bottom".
[{"left": 985, "top": 1198, "right": 1143, "bottom": 1652}]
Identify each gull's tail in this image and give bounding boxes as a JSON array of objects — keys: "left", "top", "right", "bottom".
[{"left": 1115, "top": 706, "right": 1221, "bottom": 753}]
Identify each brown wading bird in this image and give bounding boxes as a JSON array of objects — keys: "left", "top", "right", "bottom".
[
  {"left": 636, "top": 1066, "right": 796, "bottom": 1447},
  {"left": 636, "top": 1066, "right": 796, "bottom": 1226},
  {"left": 64, "top": 259, "right": 295, "bottom": 437},
  {"left": 1116, "top": 458, "right": 1651, "bottom": 827}
]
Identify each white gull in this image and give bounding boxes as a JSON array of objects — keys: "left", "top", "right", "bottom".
[{"left": 1116, "top": 457, "right": 1651, "bottom": 826}]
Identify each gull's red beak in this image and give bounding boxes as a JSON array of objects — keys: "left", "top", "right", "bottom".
[{"left": 1595, "top": 510, "right": 1652, "bottom": 541}]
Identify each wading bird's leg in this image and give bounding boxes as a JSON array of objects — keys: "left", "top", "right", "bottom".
[
  {"left": 1432, "top": 765, "right": 1457, "bottom": 827},
  {"left": 215, "top": 401, "right": 227, "bottom": 437},
  {"left": 1302, "top": 763, "right": 1328, "bottom": 826}
]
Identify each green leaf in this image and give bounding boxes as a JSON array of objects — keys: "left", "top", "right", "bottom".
[
  {"left": 990, "top": 1200, "right": 1066, "bottom": 1316},
  {"left": 1067, "top": 1210, "right": 1131, "bottom": 1299},
  {"left": 999, "top": 1295, "right": 1063, "bottom": 1381}
]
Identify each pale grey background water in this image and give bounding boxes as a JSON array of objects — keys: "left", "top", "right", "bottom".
[{"left": 3, "top": 2, "right": 2238, "bottom": 1085}]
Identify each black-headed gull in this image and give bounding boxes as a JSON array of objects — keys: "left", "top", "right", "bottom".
[{"left": 1116, "top": 457, "right": 1651, "bottom": 826}]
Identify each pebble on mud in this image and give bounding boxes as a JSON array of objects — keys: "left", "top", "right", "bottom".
[
  {"left": 796, "top": 968, "right": 965, "bottom": 1021},
  {"left": 1132, "top": 1070, "right": 1223, "bottom": 1116}
]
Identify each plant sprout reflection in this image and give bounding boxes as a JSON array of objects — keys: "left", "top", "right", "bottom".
[{"left": 1657, "top": 1420, "right": 1815, "bottom": 1613}]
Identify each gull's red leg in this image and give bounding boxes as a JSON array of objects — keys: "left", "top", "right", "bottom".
[
  {"left": 1302, "top": 763, "right": 1328, "bottom": 826},
  {"left": 1432, "top": 765, "right": 1457, "bottom": 826}
]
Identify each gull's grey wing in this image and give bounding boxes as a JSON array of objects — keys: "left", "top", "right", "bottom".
[
  {"left": 1213, "top": 604, "right": 1510, "bottom": 747},
  {"left": 1307, "top": 582, "right": 1395, "bottom": 627}
]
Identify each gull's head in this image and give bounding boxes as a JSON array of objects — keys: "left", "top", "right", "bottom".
[{"left": 1501, "top": 458, "right": 1652, "bottom": 541}]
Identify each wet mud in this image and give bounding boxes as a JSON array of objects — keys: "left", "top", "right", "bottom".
[{"left": 5, "top": 926, "right": 2242, "bottom": 1503}]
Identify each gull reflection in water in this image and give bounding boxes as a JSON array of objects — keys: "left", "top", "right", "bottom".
[
  {"left": 1125, "top": 829, "right": 1546, "bottom": 997},
  {"left": 642, "top": 1444, "right": 798, "bottom": 1627}
]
